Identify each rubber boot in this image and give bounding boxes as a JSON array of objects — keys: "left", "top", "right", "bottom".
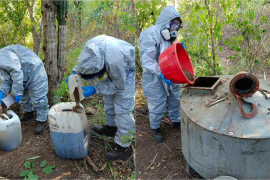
[
  {"left": 153, "top": 128, "right": 164, "bottom": 143},
  {"left": 172, "top": 122, "right": 181, "bottom": 130},
  {"left": 93, "top": 125, "right": 117, "bottom": 137},
  {"left": 35, "top": 121, "right": 45, "bottom": 134},
  {"left": 20, "top": 112, "right": 35, "bottom": 122},
  {"left": 105, "top": 145, "right": 132, "bottom": 161}
]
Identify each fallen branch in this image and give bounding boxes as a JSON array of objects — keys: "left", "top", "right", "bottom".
[
  {"left": 145, "top": 153, "right": 158, "bottom": 170},
  {"left": 166, "top": 172, "right": 181, "bottom": 179},
  {"left": 85, "top": 155, "right": 99, "bottom": 173},
  {"left": 99, "top": 163, "right": 107, "bottom": 172},
  {"left": 52, "top": 172, "right": 71, "bottom": 180},
  {"left": 136, "top": 130, "right": 154, "bottom": 139},
  {"left": 0, "top": 152, "right": 13, "bottom": 161},
  {"left": 163, "top": 142, "right": 172, "bottom": 152}
]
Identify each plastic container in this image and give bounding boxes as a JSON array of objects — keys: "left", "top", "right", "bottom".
[
  {"left": 0, "top": 110, "right": 22, "bottom": 151},
  {"left": 159, "top": 42, "right": 195, "bottom": 84},
  {"left": 68, "top": 74, "right": 85, "bottom": 102},
  {"left": 48, "top": 102, "right": 90, "bottom": 159}
]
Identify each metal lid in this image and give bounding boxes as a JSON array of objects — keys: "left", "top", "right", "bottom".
[{"left": 181, "top": 75, "right": 270, "bottom": 139}]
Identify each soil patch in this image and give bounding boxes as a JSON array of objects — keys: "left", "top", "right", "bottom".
[
  {"left": 135, "top": 114, "right": 189, "bottom": 179},
  {"left": 135, "top": 81, "right": 201, "bottom": 179},
  {"left": 182, "top": 68, "right": 194, "bottom": 82}
]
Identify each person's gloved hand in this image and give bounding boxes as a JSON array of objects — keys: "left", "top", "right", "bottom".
[
  {"left": 0, "top": 91, "right": 3, "bottom": 105},
  {"left": 15, "top": 95, "right": 22, "bottom": 103},
  {"left": 181, "top": 42, "right": 185, "bottom": 49},
  {"left": 82, "top": 86, "right": 95, "bottom": 97},
  {"left": 160, "top": 72, "right": 174, "bottom": 85},
  {"left": 65, "top": 72, "right": 76, "bottom": 88}
]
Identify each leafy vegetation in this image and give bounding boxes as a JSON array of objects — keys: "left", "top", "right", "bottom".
[
  {"left": 135, "top": 0, "right": 270, "bottom": 77},
  {"left": 20, "top": 157, "right": 55, "bottom": 180}
]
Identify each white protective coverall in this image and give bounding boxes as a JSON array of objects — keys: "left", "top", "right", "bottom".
[
  {"left": 73, "top": 35, "right": 135, "bottom": 147},
  {"left": 138, "top": 6, "right": 182, "bottom": 129},
  {"left": 0, "top": 44, "right": 49, "bottom": 122}
]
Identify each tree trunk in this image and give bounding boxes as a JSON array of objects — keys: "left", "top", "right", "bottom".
[
  {"left": 42, "top": 0, "right": 58, "bottom": 106},
  {"left": 205, "top": 0, "right": 217, "bottom": 75},
  {"left": 26, "top": 0, "right": 42, "bottom": 54},
  {"left": 41, "top": 0, "right": 68, "bottom": 106},
  {"left": 74, "top": 1, "right": 83, "bottom": 31},
  {"left": 56, "top": 0, "right": 68, "bottom": 83},
  {"left": 57, "top": 25, "right": 67, "bottom": 82}
]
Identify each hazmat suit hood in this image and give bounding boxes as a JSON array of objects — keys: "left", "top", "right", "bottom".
[
  {"left": 73, "top": 35, "right": 135, "bottom": 94},
  {"left": 155, "top": 6, "right": 181, "bottom": 30},
  {"left": 76, "top": 39, "right": 106, "bottom": 75}
]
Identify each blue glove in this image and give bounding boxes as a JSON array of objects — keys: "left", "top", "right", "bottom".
[
  {"left": 82, "top": 86, "right": 96, "bottom": 97},
  {"left": 0, "top": 91, "right": 3, "bottom": 105},
  {"left": 65, "top": 72, "right": 76, "bottom": 88},
  {"left": 160, "top": 72, "right": 174, "bottom": 85},
  {"left": 181, "top": 42, "right": 185, "bottom": 49},
  {"left": 15, "top": 95, "right": 22, "bottom": 103}
]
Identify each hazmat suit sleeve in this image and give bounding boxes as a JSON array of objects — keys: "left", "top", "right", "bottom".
[
  {"left": 0, "top": 51, "right": 24, "bottom": 96},
  {"left": 0, "top": 70, "right": 12, "bottom": 96},
  {"left": 138, "top": 30, "right": 161, "bottom": 75},
  {"left": 72, "top": 65, "right": 78, "bottom": 73}
]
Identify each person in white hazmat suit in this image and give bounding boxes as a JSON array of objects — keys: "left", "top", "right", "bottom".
[
  {"left": 138, "top": 6, "right": 184, "bottom": 143},
  {"left": 0, "top": 44, "right": 49, "bottom": 134},
  {"left": 66, "top": 35, "right": 135, "bottom": 161}
]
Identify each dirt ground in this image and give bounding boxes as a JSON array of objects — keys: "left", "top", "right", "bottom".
[
  {"left": 135, "top": 83, "right": 202, "bottom": 180},
  {"left": 135, "top": 114, "right": 192, "bottom": 179},
  {"left": 0, "top": 97, "right": 134, "bottom": 180}
]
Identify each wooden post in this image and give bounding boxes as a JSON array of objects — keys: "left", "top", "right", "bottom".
[{"left": 41, "top": 0, "right": 68, "bottom": 106}]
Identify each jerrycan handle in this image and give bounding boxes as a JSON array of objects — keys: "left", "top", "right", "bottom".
[
  {"left": 0, "top": 113, "right": 9, "bottom": 120},
  {"left": 235, "top": 95, "right": 258, "bottom": 119}
]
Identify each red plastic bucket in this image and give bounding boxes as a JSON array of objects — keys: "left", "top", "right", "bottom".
[{"left": 159, "top": 42, "right": 195, "bottom": 84}]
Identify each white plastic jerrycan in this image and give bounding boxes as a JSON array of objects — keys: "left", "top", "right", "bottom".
[
  {"left": 48, "top": 102, "right": 90, "bottom": 159},
  {"left": 0, "top": 110, "right": 22, "bottom": 151},
  {"left": 68, "top": 74, "right": 85, "bottom": 102}
]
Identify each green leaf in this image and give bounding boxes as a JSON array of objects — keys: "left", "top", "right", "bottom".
[
  {"left": 27, "top": 156, "right": 41, "bottom": 160},
  {"left": 238, "top": 36, "right": 244, "bottom": 41},
  {"left": 20, "top": 170, "right": 30, "bottom": 177},
  {"left": 40, "top": 160, "right": 47, "bottom": 168},
  {"left": 219, "top": 46, "right": 223, "bottom": 51},
  {"left": 42, "top": 166, "right": 55, "bottom": 175},
  {"left": 32, "top": 161, "right": 36, "bottom": 168},
  {"left": 27, "top": 174, "right": 40, "bottom": 180},
  {"left": 195, "top": 3, "right": 200, "bottom": 11},
  {"left": 255, "top": 59, "right": 259, "bottom": 64},
  {"left": 24, "top": 161, "right": 31, "bottom": 168}
]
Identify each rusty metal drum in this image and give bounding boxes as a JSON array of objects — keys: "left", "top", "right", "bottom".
[{"left": 181, "top": 75, "right": 270, "bottom": 179}]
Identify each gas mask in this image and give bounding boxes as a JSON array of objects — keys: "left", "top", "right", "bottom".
[
  {"left": 161, "top": 22, "right": 182, "bottom": 42},
  {"left": 79, "top": 67, "right": 108, "bottom": 83}
]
